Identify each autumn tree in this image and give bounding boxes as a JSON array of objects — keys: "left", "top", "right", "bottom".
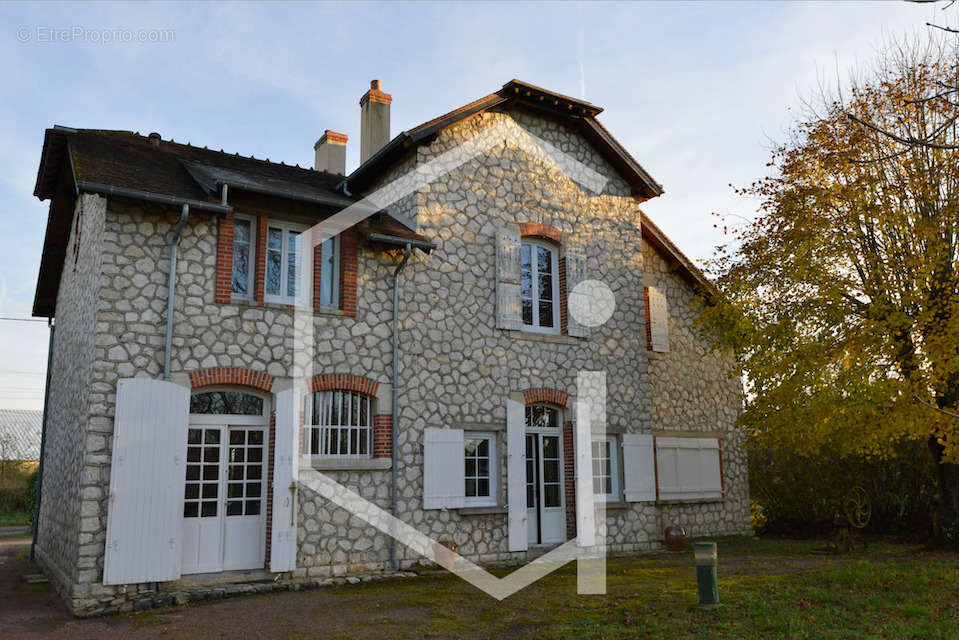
[{"left": 703, "top": 35, "right": 959, "bottom": 542}]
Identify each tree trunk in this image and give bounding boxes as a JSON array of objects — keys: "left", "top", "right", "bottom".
[{"left": 929, "top": 436, "right": 959, "bottom": 545}]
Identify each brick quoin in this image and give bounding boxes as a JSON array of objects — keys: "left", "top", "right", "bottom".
[
  {"left": 264, "top": 410, "right": 276, "bottom": 565},
  {"left": 559, "top": 255, "right": 569, "bottom": 335},
  {"left": 372, "top": 414, "right": 392, "bottom": 458},
  {"left": 312, "top": 240, "right": 324, "bottom": 311},
  {"left": 644, "top": 286, "right": 652, "bottom": 350},
  {"left": 254, "top": 215, "right": 268, "bottom": 305},
  {"left": 189, "top": 367, "right": 274, "bottom": 392},
  {"left": 522, "top": 388, "right": 569, "bottom": 408},
  {"left": 563, "top": 420, "right": 577, "bottom": 540},
  {"left": 308, "top": 374, "right": 379, "bottom": 397},
  {"left": 340, "top": 229, "right": 358, "bottom": 317},
  {"left": 215, "top": 213, "right": 235, "bottom": 304}
]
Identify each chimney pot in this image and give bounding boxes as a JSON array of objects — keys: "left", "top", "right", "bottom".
[{"left": 371, "top": 79, "right": 381, "bottom": 90}]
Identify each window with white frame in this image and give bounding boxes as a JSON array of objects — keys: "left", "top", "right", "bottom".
[
  {"left": 231, "top": 216, "right": 255, "bottom": 299},
  {"left": 464, "top": 432, "right": 497, "bottom": 507},
  {"left": 265, "top": 221, "right": 306, "bottom": 305},
  {"left": 310, "top": 390, "right": 372, "bottom": 458},
  {"left": 521, "top": 240, "right": 559, "bottom": 332},
  {"left": 319, "top": 235, "right": 340, "bottom": 309},
  {"left": 591, "top": 435, "right": 620, "bottom": 501}
]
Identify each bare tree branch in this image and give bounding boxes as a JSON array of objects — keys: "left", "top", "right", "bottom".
[{"left": 914, "top": 394, "right": 959, "bottom": 420}]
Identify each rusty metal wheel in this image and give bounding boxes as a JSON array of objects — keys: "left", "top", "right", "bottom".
[{"left": 843, "top": 486, "right": 871, "bottom": 529}]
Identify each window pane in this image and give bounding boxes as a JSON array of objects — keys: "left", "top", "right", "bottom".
[
  {"left": 184, "top": 503, "right": 198, "bottom": 518},
  {"left": 545, "top": 484, "right": 561, "bottom": 507},
  {"left": 478, "top": 458, "right": 489, "bottom": 477},
  {"left": 544, "top": 460, "right": 559, "bottom": 483},
  {"left": 246, "top": 500, "right": 261, "bottom": 516},
  {"left": 186, "top": 465, "right": 200, "bottom": 481},
  {"left": 287, "top": 230, "right": 300, "bottom": 298},
  {"left": 232, "top": 220, "right": 250, "bottom": 296},
  {"left": 185, "top": 483, "right": 199, "bottom": 499},
  {"left": 537, "top": 246, "right": 552, "bottom": 274},
  {"left": 466, "top": 478, "right": 476, "bottom": 497},
  {"left": 538, "top": 273, "right": 553, "bottom": 301},
  {"left": 191, "top": 391, "right": 263, "bottom": 416},
  {"left": 203, "top": 447, "right": 218, "bottom": 463},
  {"left": 477, "top": 479, "right": 489, "bottom": 497},
  {"left": 267, "top": 227, "right": 283, "bottom": 296},
  {"left": 538, "top": 301, "right": 554, "bottom": 327},
  {"left": 201, "top": 502, "right": 217, "bottom": 517},
  {"left": 522, "top": 298, "right": 533, "bottom": 326},
  {"left": 188, "top": 429, "right": 201, "bottom": 445},
  {"left": 226, "top": 500, "right": 242, "bottom": 516}
]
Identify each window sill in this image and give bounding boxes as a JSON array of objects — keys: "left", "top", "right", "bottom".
[
  {"left": 505, "top": 330, "right": 581, "bottom": 345},
  {"left": 310, "top": 457, "right": 392, "bottom": 471},
  {"left": 458, "top": 505, "right": 507, "bottom": 515},
  {"left": 595, "top": 500, "right": 629, "bottom": 511},
  {"left": 226, "top": 299, "right": 345, "bottom": 316},
  {"left": 656, "top": 497, "right": 725, "bottom": 506}
]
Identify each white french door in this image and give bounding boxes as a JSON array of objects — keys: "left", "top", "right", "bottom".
[
  {"left": 182, "top": 413, "right": 268, "bottom": 575},
  {"left": 525, "top": 431, "right": 565, "bottom": 546}
]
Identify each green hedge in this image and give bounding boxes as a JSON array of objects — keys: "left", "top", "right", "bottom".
[{"left": 749, "top": 438, "right": 937, "bottom": 537}]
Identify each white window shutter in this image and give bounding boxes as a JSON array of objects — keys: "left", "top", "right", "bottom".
[
  {"left": 270, "top": 387, "right": 300, "bottom": 572},
  {"left": 103, "top": 379, "right": 188, "bottom": 585},
  {"left": 565, "top": 245, "right": 589, "bottom": 338},
  {"left": 621, "top": 433, "right": 656, "bottom": 502},
  {"left": 423, "top": 428, "right": 465, "bottom": 509},
  {"left": 574, "top": 400, "right": 596, "bottom": 547},
  {"left": 506, "top": 399, "right": 528, "bottom": 551},
  {"left": 655, "top": 436, "right": 722, "bottom": 501},
  {"left": 496, "top": 228, "right": 522, "bottom": 330},
  {"left": 647, "top": 286, "right": 669, "bottom": 352}
]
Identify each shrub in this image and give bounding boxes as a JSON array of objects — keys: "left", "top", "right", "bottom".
[{"left": 749, "top": 438, "right": 937, "bottom": 537}]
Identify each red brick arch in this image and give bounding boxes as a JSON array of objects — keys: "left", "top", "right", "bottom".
[
  {"left": 519, "top": 222, "right": 563, "bottom": 246},
  {"left": 309, "top": 374, "right": 379, "bottom": 397},
  {"left": 189, "top": 367, "right": 274, "bottom": 392},
  {"left": 522, "top": 388, "right": 569, "bottom": 408}
]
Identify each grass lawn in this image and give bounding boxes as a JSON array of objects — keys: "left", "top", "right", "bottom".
[
  {"left": 0, "top": 511, "right": 31, "bottom": 526},
  {"left": 258, "top": 537, "right": 959, "bottom": 640}
]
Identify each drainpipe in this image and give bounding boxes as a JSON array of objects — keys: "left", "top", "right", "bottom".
[
  {"left": 390, "top": 243, "right": 412, "bottom": 572},
  {"left": 30, "top": 319, "right": 55, "bottom": 562},
  {"left": 163, "top": 204, "right": 190, "bottom": 380}
]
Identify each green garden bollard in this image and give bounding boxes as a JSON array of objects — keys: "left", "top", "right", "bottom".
[{"left": 694, "top": 541, "right": 720, "bottom": 608}]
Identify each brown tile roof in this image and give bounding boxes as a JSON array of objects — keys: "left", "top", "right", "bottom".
[{"left": 35, "top": 127, "right": 345, "bottom": 205}]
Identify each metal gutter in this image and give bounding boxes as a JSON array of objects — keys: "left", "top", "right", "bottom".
[
  {"left": 76, "top": 181, "right": 232, "bottom": 214},
  {"left": 163, "top": 204, "right": 190, "bottom": 380},
  {"left": 366, "top": 233, "right": 436, "bottom": 253},
  {"left": 390, "top": 243, "right": 412, "bottom": 572}
]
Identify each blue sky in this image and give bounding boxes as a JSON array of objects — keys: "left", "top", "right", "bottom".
[{"left": 0, "top": 1, "right": 936, "bottom": 408}]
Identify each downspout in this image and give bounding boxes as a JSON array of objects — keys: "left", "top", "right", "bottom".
[
  {"left": 163, "top": 204, "right": 190, "bottom": 381},
  {"left": 390, "top": 243, "right": 412, "bottom": 572},
  {"left": 29, "top": 319, "right": 55, "bottom": 562}
]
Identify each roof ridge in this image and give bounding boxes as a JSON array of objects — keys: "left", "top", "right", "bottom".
[{"left": 68, "top": 128, "right": 343, "bottom": 181}]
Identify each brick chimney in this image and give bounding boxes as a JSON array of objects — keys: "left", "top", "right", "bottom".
[
  {"left": 359, "top": 79, "right": 392, "bottom": 164},
  {"left": 314, "top": 130, "right": 348, "bottom": 175}
]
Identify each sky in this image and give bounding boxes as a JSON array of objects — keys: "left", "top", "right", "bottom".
[{"left": 0, "top": 0, "right": 940, "bottom": 409}]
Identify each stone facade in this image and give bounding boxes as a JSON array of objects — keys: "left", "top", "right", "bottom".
[{"left": 35, "top": 107, "right": 749, "bottom": 615}]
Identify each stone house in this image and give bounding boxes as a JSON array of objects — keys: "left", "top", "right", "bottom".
[{"left": 30, "top": 79, "right": 749, "bottom": 615}]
